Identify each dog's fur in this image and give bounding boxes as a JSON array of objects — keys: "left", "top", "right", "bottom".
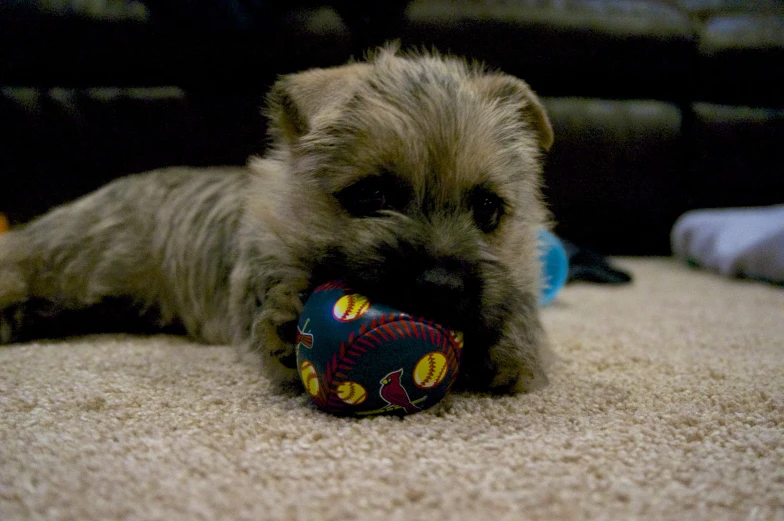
[{"left": 0, "top": 47, "right": 554, "bottom": 394}]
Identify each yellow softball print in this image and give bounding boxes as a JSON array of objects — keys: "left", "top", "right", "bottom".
[
  {"left": 336, "top": 381, "right": 368, "bottom": 405},
  {"left": 300, "top": 360, "right": 320, "bottom": 397},
  {"left": 332, "top": 293, "right": 371, "bottom": 322},
  {"left": 413, "top": 352, "right": 448, "bottom": 389}
]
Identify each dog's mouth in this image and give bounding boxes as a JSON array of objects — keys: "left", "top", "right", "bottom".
[
  {"left": 303, "top": 251, "right": 515, "bottom": 389},
  {"left": 362, "top": 280, "right": 476, "bottom": 331},
  {"left": 309, "top": 258, "right": 487, "bottom": 334}
]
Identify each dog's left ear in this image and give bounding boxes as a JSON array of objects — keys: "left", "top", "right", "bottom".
[{"left": 471, "top": 74, "right": 554, "bottom": 152}]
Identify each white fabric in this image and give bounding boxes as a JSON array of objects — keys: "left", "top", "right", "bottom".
[{"left": 671, "top": 204, "right": 784, "bottom": 283}]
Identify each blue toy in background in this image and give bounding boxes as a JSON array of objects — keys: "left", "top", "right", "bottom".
[{"left": 538, "top": 229, "right": 569, "bottom": 305}]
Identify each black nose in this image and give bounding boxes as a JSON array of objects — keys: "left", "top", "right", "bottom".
[{"left": 417, "top": 265, "right": 466, "bottom": 298}]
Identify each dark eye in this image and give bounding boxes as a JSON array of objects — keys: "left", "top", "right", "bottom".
[
  {"left": 471, "top": 189, "right": 505, "bottom": 233},
  {"left": 336, "top": 175, "right": 406, "bottom": 217}
]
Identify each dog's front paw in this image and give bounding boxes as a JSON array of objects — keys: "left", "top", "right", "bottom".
[
  {"left": 458, "top": 294, "right": 550, "bottom": 395},
  {"left": 253, "top": 280, "right": 308, "bottom": 387},
  {"left": 485, "top": 310, "right": 550, "bottom": 394},
  {"left": 486, "top": 346, "right": 549, "bottom": 395},
  {"left": 454, "top": 286, "right": 551, "bottom": 395}
]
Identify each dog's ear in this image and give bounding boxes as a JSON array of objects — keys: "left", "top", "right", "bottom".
[
  {"left": 471, "top": 74, "right": 554, "bottom": 152},
  {"left": 265, "top": 63, "right": 371, "bottom": 145}
]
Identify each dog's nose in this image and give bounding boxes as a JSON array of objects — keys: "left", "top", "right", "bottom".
[
  {"left": 408, "top": 260, "right": 475, "bottom": 326},
  {"left": 416, "top": 265, "right": 465, "bottom": 297}
]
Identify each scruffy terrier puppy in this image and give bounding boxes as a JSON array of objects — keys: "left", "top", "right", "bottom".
[{"left": 0, "top": 47, "right": 554, "bottom": 394}]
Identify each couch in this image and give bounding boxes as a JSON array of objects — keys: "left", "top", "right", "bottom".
[{"left": 1, "top": 0, "right": 782, "bottom": 254}]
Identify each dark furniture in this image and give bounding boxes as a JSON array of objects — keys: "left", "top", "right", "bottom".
[{"left": 2, "top": 0, "right": 782, "bottom": 254}]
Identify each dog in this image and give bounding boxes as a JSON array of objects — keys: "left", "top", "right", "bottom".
[{"left": 0, "top": 46, "right": 554, "bottom": 394}]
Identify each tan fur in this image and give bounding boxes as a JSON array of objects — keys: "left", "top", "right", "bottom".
[{"left": 0, "top": 46, "right": 553, "bottom": 394}]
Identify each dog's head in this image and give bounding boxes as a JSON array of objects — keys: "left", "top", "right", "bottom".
[{"left": 250, "top": 46, "right": 552, "bottom": 364}]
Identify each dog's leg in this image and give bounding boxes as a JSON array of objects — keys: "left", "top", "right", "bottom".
[
  {"left": 0, "top": 174, "right": 176, "bottom": 343},
  {"left": 486, "top": 291, "right": 550, "bottom": 394},
  {"left": 456, "top": 288, "right": 550, "bottom": 395},
  {"left": 0, "top": 168, "right": 246, "bottom": 344},
  {"left": 234, "top": 252, "right": 309, "bottom": 389}
]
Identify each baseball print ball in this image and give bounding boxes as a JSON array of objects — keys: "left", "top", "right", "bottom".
[{"left": 295, "top": 281, "right": 463, "bottom": 417}]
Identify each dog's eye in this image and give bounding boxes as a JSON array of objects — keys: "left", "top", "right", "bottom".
[
  {"left": 471, "top": 189, "right": 505, "bottom": 233},
  {"left": 337, "top": 176, "right": 403, "bottom": 217}
]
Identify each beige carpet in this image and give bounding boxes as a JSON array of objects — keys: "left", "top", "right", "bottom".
[{"left": 1, "top": 259, "right": 782, "bottom": 521}]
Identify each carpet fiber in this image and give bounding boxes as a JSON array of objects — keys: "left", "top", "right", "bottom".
[{"left": 1, "top": 259, "right": 782, "bottom": 521}]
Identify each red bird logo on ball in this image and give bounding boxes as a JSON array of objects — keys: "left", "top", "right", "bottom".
[{"left": 379, "top": 369, "right": 421, "bottom": 414}]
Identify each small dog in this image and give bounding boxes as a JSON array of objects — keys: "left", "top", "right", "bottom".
[{"left": 0, "top": 46, "right": 554, "bottom": 394}]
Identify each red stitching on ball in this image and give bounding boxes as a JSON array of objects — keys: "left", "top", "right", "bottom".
[
  {"left": 314, "top": 281, "right": 347, "bottom": 293},
  {"left": 365, "top": 330, "right": 383, "bottom": 346},
  {"left": 407, "top": 321, "right": 418, "bottom": 339},
  {"left": 376, "top": 327, "right": 390, "bottom": 342},
  {"left": 358, "top": 299, "right": 369, "bottom": 316},
  {"left": 390, "top": 321, "right": 406, "bottom": 338},
  {"left": 426, "top": 354, "right": 436, "bottom": 383},
  {"left": 400, "top": 320, "right": 413, "bottom": 337},
  {"left": 415, "top": 322, "right": 424, "bottom": 339},
  {"left": 344, "top": 383, "right": 356, "bottom": 401},
  {"left": 355, "top": 337, "right": 374, "bottom": 350},
  {"left": 380, "top": 323, "right": 398, "bottom": 340},
  {"left": 343, "top": 294, "right": 355, "bottom": 320}
]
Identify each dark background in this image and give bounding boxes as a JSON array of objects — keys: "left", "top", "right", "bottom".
[{"left": 1, "top": 0, "right": 783, "bottom": 254}]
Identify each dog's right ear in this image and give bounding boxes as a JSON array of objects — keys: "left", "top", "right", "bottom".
[
  {"left": 265, "top": 63, "right": 371, "bottom": 145},
  {"left": 470, "top": 74, "right": 554, "bottom": 152}
]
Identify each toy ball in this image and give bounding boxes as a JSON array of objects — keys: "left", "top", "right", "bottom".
[{"left": 295, "top": 281, "right": 463, "bottom": 417}]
